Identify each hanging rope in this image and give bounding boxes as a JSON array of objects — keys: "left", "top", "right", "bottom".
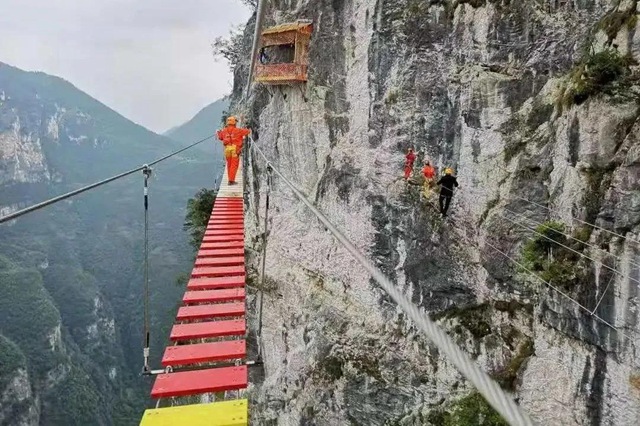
[
  {"left": 483, "top": 239, "right": 636, "bottom": 341},
  {"left": 249, "top": 138, "right": 534, "bottom": 426},
  {"left": 256, "top": 163, "right": 273, "bottom": 361},
  {"left": 499, "top": 212, "right": 640, "bottom": 287},
  {"left": 0, "top": 135, "right": 215, "bottom": 224},
  {"left": 245, "top": 0, "right": 269, "bottom": 97},
  {"left": 142, "top": 165, "right": 152, "bottom": 373}
]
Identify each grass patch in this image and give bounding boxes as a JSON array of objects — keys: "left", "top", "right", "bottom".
[
  {"left": 599, "top": 2, "right": 639, "bottom": 43},
  {"left": 385, "top": 89, "right": 400, "bottom": 106},
  {"left": 560, "top": 48, "right": 635, "bottom": 109},
  {"left": 582, "top": 164, "right": 616, "bottom": 224},
  {"left": 427, "top": 392, "right": 509, "bottom": 425},
  {"left": 521, "top": 221, "right": 587, "bottom": 290},
  {"left": 436, "top": 304, "right": 493, "bottom": 339}
]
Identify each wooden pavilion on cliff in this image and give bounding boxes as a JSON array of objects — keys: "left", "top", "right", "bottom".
[{"left": 255, "top": 20, "right": 313, "bottom": 85}]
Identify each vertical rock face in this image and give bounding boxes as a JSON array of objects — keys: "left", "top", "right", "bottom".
[{"left": 231, "top": 0, "right": 640, "bottom": 424}]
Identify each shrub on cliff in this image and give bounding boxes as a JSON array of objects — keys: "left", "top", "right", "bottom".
[{"left": 561, "top": 49, "right": 634, "bottom": 107}]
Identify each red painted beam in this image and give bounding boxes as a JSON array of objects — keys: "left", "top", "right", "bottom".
[
  {"left": 202, "top": 235, "right": 244, "bottom": 243},
  {"left": 170, "top": 319, "right": 246, "bottom": 341},
  {"left": 183, "top": 288, "right": 245, "bottom": 304},
  {"left": 161, "top": 340, "right": 246, "bottom": 367},
  {"left": 191, "top": 266, "right": 245, "bottom": 278},
  {"left": 208, "top": 219, "right": 244, "bottom": 225},
  {"left": 204, "top": 231, "right": 244, "bottom": 238},
  {"left": 151, "top": 366, "right": 247, "bottom": 398},
  {"left": 206, "top": 224, "right": 244, "bottom": 230},
  {"left": 187, "top": 276, "right": 245, "bottom": 291},
  {"left": 211, "top": 208, "right": 243, "bottom": 212},
  {"left": 194, "top": 257, "right": 244, "bottom": 268},
  {"left": 200, "top": 241, "right": 244, "bottom": 250},
  {"left": 197, "top": 248, "right": 244, "bottom": 258},
  {"left": 176, "top": 302, "right": 245, "bottom": 321}
]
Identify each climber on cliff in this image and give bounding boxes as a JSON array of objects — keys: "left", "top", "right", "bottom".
[
  {"left": 421, "top": 160, "right": 436, "bottom": 198},
  {"left": 217, "top": 116, "right": 250, "bottom": 185},
  {"left": 437, "top": 168, "right": 459, "bottom": 218},
  {"left": 404, "top": 148, "right": 416, "bottom": 180}
]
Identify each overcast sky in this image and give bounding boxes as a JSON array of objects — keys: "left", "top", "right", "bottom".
[{"left": 0, "top": 0, "right": 251, "bottom": 133}]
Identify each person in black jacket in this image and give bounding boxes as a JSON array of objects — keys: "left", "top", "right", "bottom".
[{"left": 437, "top": 168, "right": 459, "bottom": 217}]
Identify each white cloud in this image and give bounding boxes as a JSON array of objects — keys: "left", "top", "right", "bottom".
[{"left": 0, "top": 0, "right": 251, "bottom": 132}]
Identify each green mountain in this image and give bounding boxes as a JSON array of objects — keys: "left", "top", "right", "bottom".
[
  {"left": 0, "top": 62, "right": 223, "bottom": 425},
  {"left": 164, "top": 98, "right": 229, "bottom": 154}
]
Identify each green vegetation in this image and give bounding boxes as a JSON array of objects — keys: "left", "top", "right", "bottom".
[
  {"left": 0, "top": 334, "right": 27, "bottom": 391},
  {"left": 0, "top": 269, "right": 63, "bottom": 379},
  {"left": 184, "top": 188, "right": 217, "bottom": 249},
  {"left": 42, "top": 266, "right": 99, "bottom": 345},
  {"left": 436, "top": 304, "right": 493, "bottom": 339},
  {"left": 426, "top": 392, "right": 509, "bottom": 425},
  {"left": 314, "top": 351, "right": 382, "bottom": 382},
  {"left": 582, "top": 164, "right": 616, "bottom": 224},
  {"left": 45, "top": 366, "right": 103, "bottom": 425},
  {"left": 521, "top": 221, "right": 585, "bottom": 289},
  {"left": 598, "top": 2, "right": 638, "bottom": 43},
  {"left": 560, "top": 49, "right": 634, "bottom": 108},
  {"left": 479, "top": 197, "right": 500, "bottom": 225}
]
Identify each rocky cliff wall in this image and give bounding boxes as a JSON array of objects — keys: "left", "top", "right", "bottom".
[{"left": 231, "top": 0, "right": 640, "bottom": 424}]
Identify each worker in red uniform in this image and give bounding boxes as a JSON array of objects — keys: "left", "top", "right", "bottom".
[
  {"left": 421, "top": 160, "right": 436, "bottom": 198},
  {"left": 404, "top": 148, "right": 416, "bottom": 180},
  {"left": 217, "top": 116, "right": 250, "bottom": 184}
]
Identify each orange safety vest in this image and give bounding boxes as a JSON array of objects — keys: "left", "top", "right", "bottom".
[
  {"left": 422, "top": 166, "right": 435, "bottom": 179},
  {"left": 217, "top": 126, "right": 251, "bottom": 151}
]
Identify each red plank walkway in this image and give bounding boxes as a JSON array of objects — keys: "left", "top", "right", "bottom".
[{"left": 142, "top": 164, "right": 249, "bottom": 425}]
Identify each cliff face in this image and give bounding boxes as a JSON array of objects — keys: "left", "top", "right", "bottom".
[{"left": 230, "top": 0, "right": 640, "bottom": 424}]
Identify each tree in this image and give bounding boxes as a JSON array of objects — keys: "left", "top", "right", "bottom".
[
  {"left": 211, "top": 26, "right": 245, "bottom": 70},
  {"left": 183, "top": 188, "right": 217, "bottom": 250}
]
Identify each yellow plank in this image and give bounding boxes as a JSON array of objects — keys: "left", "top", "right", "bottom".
[
  {"left": 140, "top": 400, "right": 247, "bottom": 426},
  {"left": 262, "top": 21, "right": 312, "bottom": 35}
]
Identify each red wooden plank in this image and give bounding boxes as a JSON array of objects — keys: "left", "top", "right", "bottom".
[
  {"left": 195, "top": 257, "right": 244, "bottom": 268},
  {"left": 187, "top": 276, "right": 245, "bottom": 290},
  {"left": 200, "top": 241, "right": 244, "bottom": 250},
  {"left": 206, "top": 223, "right": 244, "bottom": 232},
  {"left": 161, "top": 340, "right": 246, "bottom": 367},
  {"left": 202, "top": 235, "right": 244, "bottom": 243},
  {"left": 151, "top": 366, "right": 247, "bottom": 398},
  {"left": 191, "top": 266, "right": 245, "bottom": 278},
  {"left": 208, "top": 219, "right": 243, "bottom": 224},
  {"left": 216, "top": 198, "right": 243, "bottom": 202},
  {"left": 209, "top": 216, "right": 243, "bottom": 222},
  {"left": 170, "top": 319, "right": 246, "bottom": 341},
  {"left": 183, "top": 288, "right": 245, "bottom": 304},
  {"left": 197, "top": 248, "right": 244, "bottom": 258},
  {"left": 212, "top": 207, "right": 243, "bottom": 212},
  {"left": 176, "top": 302, "right": 245, "bottom": 321},
  {"left": 214, "top": 202, "right": 243, "bottom": 206},
  {"left": 204, "top": 229, "right": 244, "bottom": 236}
]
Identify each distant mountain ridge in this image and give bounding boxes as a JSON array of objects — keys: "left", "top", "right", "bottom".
[{"left": 164, "top": 97, "right": 229, "bottom": 147}]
